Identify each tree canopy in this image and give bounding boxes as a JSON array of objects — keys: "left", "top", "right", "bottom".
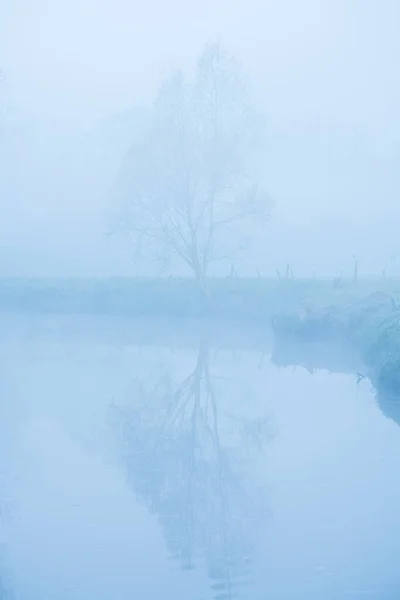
[{"left": 117, "top": 42, "right": 272, "bottom": 284}]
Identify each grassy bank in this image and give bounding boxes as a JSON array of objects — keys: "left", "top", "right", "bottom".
[
  {"left": 1, "top": 276, "right": 400, "bottom": 320},
  {"left": 271, "top": 291, "right": 400, "bottom": 400},
  {"left": 348, "top": 300, "right": 400, "bottom": 395},
  {"left": 2, "top": 275, "right": 400, "bottom": 397}
]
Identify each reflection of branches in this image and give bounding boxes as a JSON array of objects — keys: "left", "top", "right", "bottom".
[
  {"left": 109, "top": 344, "right": 271, "bottom": 599},
  {"left": 0, "top": 511, "right": 14, "bottom": 600},
  {"left": 0, "top": 569, "right": 14, "bottom": 600}
]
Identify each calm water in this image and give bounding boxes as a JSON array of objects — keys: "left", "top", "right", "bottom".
[{"left": 0, "top": 315, "right": 399, "bottom": 599}]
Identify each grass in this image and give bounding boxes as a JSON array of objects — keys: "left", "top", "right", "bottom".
[
  {"left": 0, "top": 275, "right": 399, "bottom": 320},
  {"left": 270, "top": 289, "right": 400, "bottom": 399},
  {"left": 347, "top": 302, "right": 400, "bottom": 394},
  {"left": 1, "top": 274, "right": 400, "bottom": 396}
]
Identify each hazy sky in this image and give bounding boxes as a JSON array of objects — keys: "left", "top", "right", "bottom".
[{"left": 1, "top": 0, "right": 400, "bottom": 276}]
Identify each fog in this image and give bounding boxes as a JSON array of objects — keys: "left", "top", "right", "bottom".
[
  {"left": 1, "top": 0, "right": 400, "bottom": 276},
  {"left": 0, "top": 315, "right": 399, "bottom": 599},
  {"left": 2, "top": 6, "right": 400, "bottom": 597}
]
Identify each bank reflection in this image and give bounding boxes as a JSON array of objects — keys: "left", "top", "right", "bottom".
[
  {"left": 271, "top": 336, "right": 400, "bottom": 428},
  {"left": 109, "top": 342, "right": 271, "bottom": 599}
]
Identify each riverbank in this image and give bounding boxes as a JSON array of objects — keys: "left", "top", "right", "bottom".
[
  {"left": 349, "top": 300, "right": 400, "bottom": 396},
  {"left": 271, "top": 292, "right": 400, "bottom": 401},
  {"left": 1, "top": 276, "right": 399, "bottom": 320},
  {"left": 2, "top": 276, "right": 400, "bottom": 399}
]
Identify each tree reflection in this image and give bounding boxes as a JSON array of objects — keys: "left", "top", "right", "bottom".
[
  {"left": 0, "top": 568, "right": 14, "bottom": 600},
  {"left": 109, "top": 342, "right": 271, "bottom": 599},
  {"left": 0, "top": 495, "right": 14, "bottom": 600}
]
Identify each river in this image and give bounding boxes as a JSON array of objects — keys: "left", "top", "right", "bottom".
[{"left": 0, "top": 315, "right": 399, "bottom": 599}]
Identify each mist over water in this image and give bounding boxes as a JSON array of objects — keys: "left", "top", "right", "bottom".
[
  {"left": 0, "top": 317, "right": 399, "bottom": 599},
  {"left": 1, "top": 2, "right": 400, "bottom": 598}
]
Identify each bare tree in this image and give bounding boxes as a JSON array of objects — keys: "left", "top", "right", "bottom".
[{"left": 117, "top": 42, "right": 273, "bottom": 288}]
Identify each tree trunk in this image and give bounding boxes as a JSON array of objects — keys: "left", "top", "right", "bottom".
[{"left": 194, "top": 267, "right": 210, "bottom": 310}]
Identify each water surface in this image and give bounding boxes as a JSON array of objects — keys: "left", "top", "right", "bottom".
[{"left": 0, "top": 315, "right": 399, "bottom": 599}]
